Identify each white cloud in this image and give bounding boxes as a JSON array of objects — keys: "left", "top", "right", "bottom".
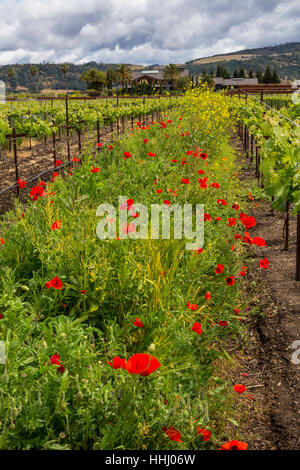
[{"left": 0, "top": 0, "right": 298, "bottom": 64}]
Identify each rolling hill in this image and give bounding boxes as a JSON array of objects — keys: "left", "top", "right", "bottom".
[{"left": 185, "top": 42, "right": 300, "bottom": 80}]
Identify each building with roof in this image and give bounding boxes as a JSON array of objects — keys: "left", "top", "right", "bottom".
[
  {"left": 213, "top": 77, "right": 259, "bottom": 90},
  {"left": 130, "top": 66, "right": 189, "bottom": 90}
]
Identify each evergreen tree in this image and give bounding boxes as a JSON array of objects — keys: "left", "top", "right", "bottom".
[
  {"left": 233, "top": 69, "right": 239, "bottom": 78},
  {"left": 272, "top": 69, "right": 281, "bottom": 83},
  {"left": 248, "top": 69, "right": 254, "bottom": 78},
  {"left": 256, "top": 69, "right": 263, "bottom": 83},
  {"left": 215, "top": 65, "right": 223, "bottom": 77},
  {"left": 263, "top": 66, "right": 273, "bottom": 83},
  {"left": 239, "top": 66, "right": 246, "bottom": 78}
]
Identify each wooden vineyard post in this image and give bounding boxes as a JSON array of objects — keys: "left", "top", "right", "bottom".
[
  {"left": 65, "top": 96, "right": 70, "bottom": 161},
  {"left": 78, "top": 130, "right": 81, "bottom": 153},
  {"left": 12, "top": 128, "right": 19, "bottom": 197},
  {"left": 131, "top": 114, "right": 134, "bottom": 129},
  {"left": 296, "top": 213, "right": 300, "bottom": 282},
  {"left": 284, "top": 201, "right": 289, "bottom": 251},
  {"left": 117, "top": 118, "right": 120, "bottom": 136},
  {"left": 110, "top": 121, "right": 114, "bottom": 140},
  {"left": 251, "top": 134, "right": 254, "bottom": 162},
  {"left": 44, "top": 113, "right": 47, "bottom": 144},
  {"left": 122, "top": 116, "right": 125, "bottom": 134},
  {"left": 97, "top": 120, "right": 100, "bottom": 144},
  {"left": 52, "top": 119, "right": 57, "bottom": 168}
]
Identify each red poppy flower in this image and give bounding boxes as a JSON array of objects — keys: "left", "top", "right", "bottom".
[
  {"left": 240, "top": 214, "right": 257, "bottom": 230},
  {"left": 120, "top": 199, "right": 134, "bottom": 210},
  {"left": 232, "top": 203, "right": 239, "bottom": 210},
  {"left": 124, "top": 152, "right": 132, "bottom": 159},
  {"left": 91, "top": 167, "right": 100, "bottom": 173},
  {"left": 215, "top": 264, "right": 225, "bottom": 274},
  {"left": 215, "top": 217, "right": 222, "bottom": 221},
  {"left": 18, "top": 178, "right": 27, "bottom": 189},
  {"left": 30, "top": 185, "right": 45, "bottom": 201},
  {"left": 196, "top": 428, "right": 211, "bottom": 441},
  {"left": 108, "top": 145, "right": 114, "bottom": 150},
  {"left": 186, "top": 150, "right": 193, "bottom": 155},
  {"left": 205, "top": 292, "right": 211, "bottom": 300},
  {"left": 228, "top": 218, "right": 236, "bottom": 226},
  {"left": 233, "top": 384, "right": 247, "bottom": 394},
  {"left": 81, "top": 290, "right": 87, "bottom": 294},
  {"left": 171, "top": 158, "right": 178, "bottom": 163},
  {"left": 192, "top": 321, "right": 202, "bottom": 335},
  {"left": 204, "top": 213, "right": 211, "bottom": 221},
  {"left": 0, "top": 238, "right": 4, "bottom": 245},
  {"left": 164, "top": 200, "right": 171, "bottom": 206},
  {"left": 234, "top": 234, "right": 242, "bottom": 240},
  {"left": 133, "top": 318, "right": 144, "bottom": 328},
  {"left": 187, "top": 301, "right": 198, "bottom": 311},
  {"left": 50, "top": 354, "right": 65, "bottom": 373},
  {"left": 210, "top": 182, "right": 220, "bottom": 188},
  {"left": 200, "top": 153, "right": 207, "bottom": 160},
  {"left": 252, "top": 236, "right": 267, "bottom": 247},
  {"left": 51, "top": 220, "right": 61, "bottom": 231},
  {"left": 147, "top": 152, "right": 156, "bottom": 157},
  {"left": 197, "top": 169, "right": 205, "bottom": 175},
  {"left": 239, "top": 271, "right": 246, "bottom": 277},
  {"left": 107, "top": 356, "right": 127, "bottom": 370},
  {"left": 126, "top": 353, "right": 161, "bottom": 376},
  {"left": 217, "top": 199, "right": 227, "bottom": 205},
  {"left": 45, "top": 276, "right": 63, "bottom": 290},
  {"left": 219, "top": 320, "right": 228, "bottom": 326},
  {"left": 181, "top": 178, "right": 190, "bottom": 184},
  {"left": 143, "top": 139, "right": 148, "bottom": 144},
  {"left": 55, "top": 160, "right": 63, "bottom": 167},
  {"left": 242, "top": 232, "right": 253, "bottom": 245},
  {"left": 221, "top": 440, "right": 248, "bottom": 450},
  {"left": 259, "top": 258, "right": 269, "bottom": 269},
  {"left": 52, "top": 172, "right": 58, "bottom": 182},
  {"left": 226, "top": 276, "right": 235, "bottom": 286},
  {"left": 97, "top": 142, "right": 103, "bottom": 147},
  {"left": 72, "top": 156, "right": 80, "bottom": 162},
  {"left": 0, "top": 314, "right": 3, "bottom": 319},
  {"left": 162, "top": 427, "right": 182, "bottom": 443},
  {"left": 156, "top": 189, "right": 162, "bottom": 194},
  {"left": 233, "top": 308, "right": 240, "bottom": 315}
]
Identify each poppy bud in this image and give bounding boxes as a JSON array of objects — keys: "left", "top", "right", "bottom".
[
  {"left": 148, "top": 343, "right": 156, "bottom": 353},
  {"left": 20, "top": 285, "right": 29, "bottom": 291},
  {"left": 76, "top": 391, "right": 84, "bottom": 401},
  {"left": 12, "top": 407, "right": 19, "bottom": 419},
  {"left": 9, "top": 421, "right": 15, "bottom": 431}
]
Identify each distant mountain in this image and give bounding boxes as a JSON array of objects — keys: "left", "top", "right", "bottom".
[
  {"left": 0, "top": 62, "right": 139, "bottom": 93},
  {"left": 185, "top": 42, "right": 300, "bottom": 81},
  {"left": 1, "top": 42, "right": 299, "bottom": 93}
]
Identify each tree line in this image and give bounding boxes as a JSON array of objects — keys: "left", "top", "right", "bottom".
[{"left": 201, "top": 65, "right": 281, "bottom": 83}]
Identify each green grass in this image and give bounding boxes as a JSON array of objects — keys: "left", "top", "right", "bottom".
[{"left": 0, "top": 88, "right": 254, "bottom": 450}]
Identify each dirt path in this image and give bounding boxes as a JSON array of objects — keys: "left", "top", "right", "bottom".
[{"left": 233, "top": 131, "right": 300, "bottom": 450}]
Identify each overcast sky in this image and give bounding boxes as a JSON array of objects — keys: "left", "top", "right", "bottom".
[{"left": 0, "top": 0, "right": 299, "bottom": 65}]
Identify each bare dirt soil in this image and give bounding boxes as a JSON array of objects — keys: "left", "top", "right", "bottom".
[{"left": 233, "top": 133, "right": 300, "bottom": 450}]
